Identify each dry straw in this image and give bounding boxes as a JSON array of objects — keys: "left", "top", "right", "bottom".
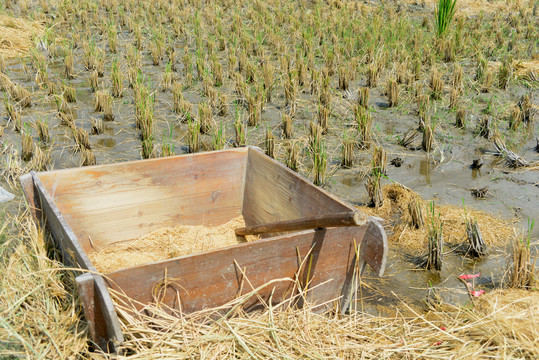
[
  {"left": 0, "top": 15, "right": 44, "bottom": 57},
  {"left": 358, "top": 183, "right": 518, "bottom": 251}
]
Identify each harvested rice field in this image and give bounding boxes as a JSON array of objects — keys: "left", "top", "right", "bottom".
[{"left": 0, "top": 0, "right": 538, "bottom": 358}]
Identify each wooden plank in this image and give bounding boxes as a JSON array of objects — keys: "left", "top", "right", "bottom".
[
  {"left": 106, "top": 225, "right": 371, "bottom": 313},
  {"left": 32, "top": 173, "right": 95, "bottom": 270},
  {"left": 36, "top": 149, "right": 248, "bottom": 250},
  {"left": 19, "top": 173, "right": 41, "bottom": 220},
  {"left": 32, "top": 174, "right": 124, "bottom": 347},
  {"left": 76, "top": 273, "right": 124, "bottom": 352},
  {"left": 235, "top": 211, "right": 368, "bottom": 236},
  {"left": 243, "top": 147, "right": 353, "bottom": 227}
]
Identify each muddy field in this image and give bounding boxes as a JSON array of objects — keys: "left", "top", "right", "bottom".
[{"left": 0, "top": 0, "right": 538, "bottom": 358}]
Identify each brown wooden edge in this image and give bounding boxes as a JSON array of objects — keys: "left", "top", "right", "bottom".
[
  {"left": 235, "top": 211, "right": 368, "bottom": 236},
  {"left": 19, "top": 172, "right": 124, "bottom": 352}
]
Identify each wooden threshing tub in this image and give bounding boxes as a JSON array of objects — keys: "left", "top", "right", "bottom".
[{"left": 20, "top": 146, "right": 387, "bottom": 352}]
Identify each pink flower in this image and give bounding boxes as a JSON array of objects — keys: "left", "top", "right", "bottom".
[
  {"left": 470, "top": 290, "right": 485, "bottom": 297},
  {"left": 459, "top": 273, "right": 481, "bottom": 280}
]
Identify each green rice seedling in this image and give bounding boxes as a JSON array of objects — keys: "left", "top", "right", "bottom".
[
  {"left": 161, "top": 125, "right": 175, "bottom": 157},
  {"left": 82, "top": 41, "right": 96, "bottom": 71},
  {"left": 141, "top": 138, "right": 156, "bottom": 159},
  {"left": 63, "top": 83, "right": 76, "bottom": 103},
  {"left": 310, "top": 68, "right": 319, "bottom": 95},
  {"left": 64, "top": 51, "right": 75, "bottom": 80},
  {"left": 426, "top": 201, "right": 443, "bottom": 271},
  {"left": 36, "top": 118, "right": 50, "bottom": 143},
  {"left": 429, "top": 67, "right": 444, "bottom": 100},
  {"left": 356, "top": 106, "right": 373, "bottom": 149},
  {"left": 509, "top": 106, "right": 523, "bottom": 130},
  {"left": 508, "top": 220, "right": 536, "bottom": 289},
  {"left": 481, "top": 70, "right": 493, "bottom": 93},
  {"left": 341, "top": 132, "right": 354, "bottom": 168},
  {"left": 81, "top": 148, "right": 96, "bottom": 166},
  {"left": 262, "top": 60, "right": 274, "bottom": 102},
  {"left": 316, "top": 97, "right": 332, "bottom": 131},
  {"left": 89, "top": 70, "right": 99, "bottom": 92},
  {"left": 150, "top": 42, "right": 162, "bottom": 66},
  {"left": 397, "top": 62, "right": 410, "bottom": 85},
  {"left": 182, "top": 46, "right": 192, "bottom": 75},
  {"left": 449, "top": 87, "right": 459, "bottom": 109},
  {"left": 478, "top": 115, "right": 491, "bottom": 139},
  {"left": 283, "top": 76, "right": 297, "bottom": 115},
  {"left": 265, "top": 127, "right": 275, "bottom": 158},
  {"left": 338, "top": 67, "right": 349, "bottom": 91},
  {"left": 21, "top": 128, "right": 34, "bottom": 162},
  {"left": 95, "top": 49, "right": 105, "bottom": 77},
  {"left": 386, "top": 78, "right": 399, "bottom": 107},
  {"left": 437, "top": 38, "right": 455, "bottom": 62},
  {"left": 227, "top": 51, "right": 237, "bottom": 75},
  {"left": 296, "top": 58, "right": 306, "bottom": 87},
  {"left": 217, "top": 93, "right": 228, "bottom": 116},
  {"left": 318, "top": 70, "right": 331, "bottom": 106},
  {"left": 234, "top": 72, "right": 246, "bottom": 98},
  {"left": 310, "top": 132, "right": 327, "bottom": 186},
  {"left": 233, "top": 110, "right": 246, "bottom": 147},
  {"left": 366, "top": 63, "right": 379, "bottom": 88},
  {"left": 453, "top": 63, "right": 463, "bottom": 91},
  {"left": 365, "top": 171, "right": 383, "bottom": 208},
  {"left": 211, "top": 122, "right": 226, "bottom": 151},
  {"left": 247, "top": 92, "right": 261, "bottom": 126},
  {"left": 498, "top": 57, "right": 513, "bottom": 90},
  {"left": 126, "top": 44, "right": 141, "bottom": 69},
  {"left": 455, "top": 109, "right": 466, "bottom": 128},
  {"left": 90, "top": 117, "right": 104, "bottom": 135},
  {"left": 198, "top": 102, "right": 214, "bottom": 134},
  {"left": 187, "top": 116, "right": 200, "bottom": 153},
  {"left": 422, "top": 122, "right": 434, "bottom": 152},
  {"left": 111, "top": 58, "right": 123, "bottom": 97},
  {"left": 128, "top": 67, "right": 141, "bottom": 89},
  {"left": 285, "top": 140, "right": 299, "bottom": 172},
  {"left": 107, "top": 24, "right": 118, "bottom": 53},
  {"left": 475, "top": 53, "right": 487, "bottom": 82},
  {"left": 281, "top": 113, "right": 293, "bottom": 139},
  {"left": 408, "top": 197, "right": 424, "bottom": 229},
  {"left": 372, "top": 145, "right": 387, "bottom": 175},
  {"left": 518, "top": 94, "right": 535, "bottom": 125},
  {"left": 196, "top": 56, "right": 205, "bottom": 79},
  {"left": 94, "top": 90, "right": 108, "bottom": 112},
  {"left": 435, "top": 0, "right": 457, "bottom": 37},
  {"left": 161, "top": 62, "right": 173, "bottom": 92},
  {"left": 357, "top": 87, "right": 370, "bottom": 109},
  {"left": 412, "top": 57, "right": 422, "bottom": 81},
  {"left": 134, "top": 24, "right": 143, "bottom": 50},
  {"left": 212, "top": 59, "right": 223, "bottom": 87}
]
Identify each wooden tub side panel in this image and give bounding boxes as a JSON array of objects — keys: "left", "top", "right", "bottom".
[
  {"left": 243, "top": 147, "right": 352, "bottom": 227},
  {"left": 35, "top": 150, "right": 248, "bottom": 252},
  {"left": 106, "top": 225, "right": 369, "bottom": 314}
]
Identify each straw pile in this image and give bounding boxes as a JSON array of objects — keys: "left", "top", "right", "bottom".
[
  {"left": 90, "top": 216, "right": 258, "bottom": 273},
  {"left": 108, "top": 284, "right": 539, "bottom": 359},
  {"left": 358, "top": 183, "right": 517, "bottom": 251},
  {"left": 0, "top": 15, "right": 44, "bottom": 57}
]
